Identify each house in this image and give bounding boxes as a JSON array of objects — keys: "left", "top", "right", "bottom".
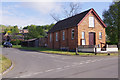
[
  {"left": 21, "top": 38, "right": 39, "bottom": 47},
  {"left": 19, "top": 29, "right": 28, "bottom": 33},
  {"left": 39, "top": 37, "right": 48, "bottom": 47},
  {"left": 21, "top": 37, "right": 48, "bottom": 47},
  {"left": 47, "top": 8, "right": 107, "bottom": 51}
]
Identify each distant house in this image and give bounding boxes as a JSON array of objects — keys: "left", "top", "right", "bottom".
[
  {"left": 21, "top": 37, "right": 48, "bottom": 47},
  {"left": 21, "top": 38, "right": 39, "bottom": 47},
  {"left": 19, "top": 29, "right": 28, "bottom": 33},
  {"left": 48, "top": 8, "right": 106, "bottom": 51}
]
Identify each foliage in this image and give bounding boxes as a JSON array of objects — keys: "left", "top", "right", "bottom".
[
  {"left": 10, "top": 39, "right": 21, "bottom": 45},
  {"left": 1, "top": 25, "right": 19, "bottom": 34},
  {"left": 102, "top": 2, "right": 120, "bottom": 46},
  {"left": 26, "top": 25, "right": 45, "bottom": 39},
  {"left": 24, "top": 24, "right": 54, "bottom": 39},
  {"left": 1, "top": 23, "right": 54, "bottom": 40}
]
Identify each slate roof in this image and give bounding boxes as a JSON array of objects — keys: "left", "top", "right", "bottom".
[{"left": 48, "top": 8, "right": 91, "bottom": 33}]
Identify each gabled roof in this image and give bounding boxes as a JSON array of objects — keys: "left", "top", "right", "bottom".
[{"left": 48, "top": 8, "right": 106, "bottom": 33}]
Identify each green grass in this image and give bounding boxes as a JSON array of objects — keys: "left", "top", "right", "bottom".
[
  {"left": 12, "top": 45, "right": 118, "bottom": 56},
  {"left": 0, "top": 54, "right": 12, "bottom": 73}
]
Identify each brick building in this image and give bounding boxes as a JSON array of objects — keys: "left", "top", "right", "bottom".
[{"left": 48, "top": 8, "right": 106, "bottom": 50}]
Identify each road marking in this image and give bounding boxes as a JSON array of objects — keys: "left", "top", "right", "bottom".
[
  {"left": 64, "top": 66, "right": 70, "bottom": 68},
  {"left": 33, "top": 72, "right": 43, "bottom": 74},
  {"left": 19, "top": 74, "right": 32, "bottom": 77},
  {"left": 13, "top": 77, "right": 19, "bottom": 78},
  {"left": 71, "top": 65, "right": 76, "bottom": 67},
  {"left": 97, "top": 59, "right": 102, "bottom": 61},
  {"left": 85, "top": 62, "right": 90, "bottom": 63},
  {"left": 45, "top": 69, "right": 54, "bottom": 72},
  {"left": 57, "top": 68, "right": 62, "bottom": 70},
  {"left": 79, "top": 63, "right": 83, "bottom": 64},
  {"left": 86, "top": 60, "right": 91, "bottom": 62}
]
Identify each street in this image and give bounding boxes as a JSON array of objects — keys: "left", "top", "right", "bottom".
[{"left": 2, "top": 48, "right": 118, "bottom": 78}]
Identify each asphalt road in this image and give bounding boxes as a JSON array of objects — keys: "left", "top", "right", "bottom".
[{"left": 1, "top": 48, "right": 118, "bottom": 78}]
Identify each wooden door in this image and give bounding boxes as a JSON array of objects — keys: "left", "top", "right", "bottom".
[{"left": 89, "top": 32, "right": 95, "bottom": 45}]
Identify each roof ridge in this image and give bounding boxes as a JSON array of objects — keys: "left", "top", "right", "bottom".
[
  {"left": 58, "top": 8, "right": 92, "bottom": 23},
  {"left": 48, "top": 8, "right": 92, "bottom": 33}
]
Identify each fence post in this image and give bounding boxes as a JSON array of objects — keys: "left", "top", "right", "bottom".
[
  {"left": 76, "top": 47, "right": 79, "bottom": 55},
  {"left": 95, "top": 45, "right": 97, "bottom": 55}
]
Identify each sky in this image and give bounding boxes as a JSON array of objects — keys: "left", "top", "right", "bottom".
[{"left": 0, "top": 0, "right": 113, "bottom": 28}]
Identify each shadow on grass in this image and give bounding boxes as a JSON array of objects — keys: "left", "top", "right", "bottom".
[{"left": 12, "top": 45, "right": 118, "bottom": 56}]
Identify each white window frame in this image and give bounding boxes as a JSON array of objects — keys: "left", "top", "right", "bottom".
[
  {"left": 82, "top": 39, "right": 86, "bottom": 45},
  {"left": 50, "top": 33, "right": 52, "bottom": 42},
  {"left": 82, "top": 32, "right": 85, "bottom": 39},
  {"left": 71, "top": 29, "right": 74, "bottom": 39},
  {"left": 99, "top": 32, "right": 102, "bottom": 39},
  {"left": 56, "top": 32, "right": 58, "bottom": 41},
  {"left": 63, "top": 31, "right": 65, "bottom": 40},
  {"left": 89, "top": 16, "right": 94, "bottom": 27}
]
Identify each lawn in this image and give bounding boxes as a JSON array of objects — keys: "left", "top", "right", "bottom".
[
  {"left": 12, "top": 45, "right": 118, "bottom": 56},
  {"left": 0, "top": 54, "right": 12, "bottom": 73}
]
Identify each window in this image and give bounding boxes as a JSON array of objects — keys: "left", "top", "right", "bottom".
[
  {"left": 56, "top": 32, "right": 58, "bottom": 41},
  {"left": 82, "top": 32, "right": 85, "bottom": 39},
  {"left": 99, "top": 32, "right": 102, "bottom": 39},
  {"left": 50, "top": 33, "right": 52, "bottom": 42},
  {"left": 89, "top": 16, "right": 94, "bottom": 27},
  {"left": 63, "top": 31, "right": 65, "bottom": 40},
  {"left": 71, "top": 29, "right": 74, "bottom": 39},
  {"left": 98, "top": 44, "right": 100, "bottom": 48},
  {"left": 82, "top": 39, "right": 86, "bottom": 45}
]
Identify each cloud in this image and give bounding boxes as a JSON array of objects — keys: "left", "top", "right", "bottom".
[
  {"left": 21, "top": 2, "right": 62, "bottom": 14},
  {"left": 1, "top": 2, "right": 61, "bottom": 27},
  {"left": 2, "top": 14, "right": 53, "bottom": 28}
]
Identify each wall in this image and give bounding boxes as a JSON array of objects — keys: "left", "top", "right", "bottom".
[
  {"left": 48, "top": 26, "right": 78, "bottom": 50},
  {"left": 78, "top": 12, "right": 106, "bottom": 48},
  {"left": 48, "top": 11, "right": 106, "bottom": 50}
]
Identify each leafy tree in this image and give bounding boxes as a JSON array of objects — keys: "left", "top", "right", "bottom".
[
  {"left": 26, "top": 25, "right": 46, "bottom": 39},
  {"left": 102, "top": 1, "right": 120, "bottom": 49},
  {"left": 12, "top": 25, "right": 19, "bottom": 34},
  {"left": 3, "top": 25, "right": 19, "bottom": 34},
  {"left": 23, "top": 24, "right": 54, "bottom": 39},
  {"left": 15, "top": 39, "right": 20, "bottom": 45}
]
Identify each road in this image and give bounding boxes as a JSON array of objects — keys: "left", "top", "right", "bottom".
[{"left": 2, "top": 48, "right": 118, "bottom": 78}]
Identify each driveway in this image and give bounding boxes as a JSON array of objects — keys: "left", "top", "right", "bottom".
[{"left": 2, "top": 48, "right": 118, "bottom": 78}]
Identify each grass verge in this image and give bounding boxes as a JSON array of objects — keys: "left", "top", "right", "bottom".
[
  {"left": 0, "top": 54, "right": 12, "bottom": 73},
  {"left": 12, "top": 45, "right": 118, "bottom": 56}
]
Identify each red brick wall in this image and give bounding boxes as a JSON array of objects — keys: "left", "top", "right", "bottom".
[
  {"left": 48, "top": 12, "right": 106, "bottom": 49},
  {"left": 77, "top": 12, "right": 106, "bottom": 47},
  {"left": 48, "top": 26, "right": 78, "bottom": 50}
]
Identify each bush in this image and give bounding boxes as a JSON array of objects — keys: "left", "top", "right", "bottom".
[
  {"left": 10, "top": 39, "right": 21, "bottom": 45},
  {"left": 106, "top": 41, "right": 118, "bottom": 45}
]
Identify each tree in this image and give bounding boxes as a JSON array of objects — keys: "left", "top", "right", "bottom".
[
  {"left": 26, "top": 25, "right": 46, "bottom": 39},
  {"left": 50, "top": 2, "right": 81, "bottom": 21},
  {"left": 102, "top": 1, "right": 120, "bottom": 49},
  {"left": 3, "top": 25, "right": 19, "bottom": 34},
  {"left": 12, "top": 25, "right": 19, "bottom": 34}
]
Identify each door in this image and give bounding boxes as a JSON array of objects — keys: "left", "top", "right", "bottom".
[{"left": 89, "top": 32, "right": 95, "bottom": 45}]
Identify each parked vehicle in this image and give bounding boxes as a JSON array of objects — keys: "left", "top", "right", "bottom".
[{"left": 3, "top": 42, "right": 12, "bottom": 48}]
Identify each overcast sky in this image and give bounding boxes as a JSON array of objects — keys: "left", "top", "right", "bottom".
[{"left": 0, "top": 0, "right": 113, "bottom": 28}]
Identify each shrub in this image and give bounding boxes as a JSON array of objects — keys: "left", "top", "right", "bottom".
[
  {"left": 10, "top": 39, "right": 21, "bottom": 45},
  {"left": 106, "top": 41, "right": 118, "bottom": 45}
]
